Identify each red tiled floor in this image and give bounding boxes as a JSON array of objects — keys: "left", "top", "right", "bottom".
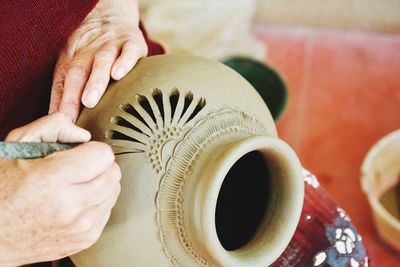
[{"left": 254, "top": 26, "right": 400, "bottom": 266}]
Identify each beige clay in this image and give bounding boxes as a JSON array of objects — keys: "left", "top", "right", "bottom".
[
  {"left": 73, "top": 55, "right": 304, "bottom": 267},
  {"left": 361, "top": 130, "right": 400, "bottom": 252}
]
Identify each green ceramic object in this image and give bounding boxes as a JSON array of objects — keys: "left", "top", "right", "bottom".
[{"left": 223, "top": 57, "right": 288, "bottom": 120}]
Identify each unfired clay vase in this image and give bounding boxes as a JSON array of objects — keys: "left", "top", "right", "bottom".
[{"left": 73, "top": 55, "right": 304, "bottom": 266}]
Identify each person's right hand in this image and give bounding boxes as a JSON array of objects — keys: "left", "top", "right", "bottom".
[{"left": 0, "top": 115, "right": 121, "bottom": 266}]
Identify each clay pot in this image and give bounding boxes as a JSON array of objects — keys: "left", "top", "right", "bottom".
[
  {"left": 73, "top": 55, "right": 304, "bottom": 266},
  {"left": 361, "top": 130, "right": 400, "bottom": 252}
]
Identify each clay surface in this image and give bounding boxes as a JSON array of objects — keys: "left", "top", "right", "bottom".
[{"left": 74, "top": 55, "right": 303, "bottom": 267}]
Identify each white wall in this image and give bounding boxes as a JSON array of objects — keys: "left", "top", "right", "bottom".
[{"left": 254, "top": 0, "right": 400, "bottom": 33}]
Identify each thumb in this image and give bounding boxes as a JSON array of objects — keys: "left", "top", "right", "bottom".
[{"left": 5, "top": 113, "right": 91, "bottom": 143}]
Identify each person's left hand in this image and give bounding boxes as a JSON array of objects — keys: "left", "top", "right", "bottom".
[{"left": 49, "top": 0, "right": 148, "bottom": 122}]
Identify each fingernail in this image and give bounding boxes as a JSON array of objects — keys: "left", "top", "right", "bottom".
[
  {"left": 79, "top": 128, "right": 92, "bottom": 141},
  {"left": 83, "top": 89, "right": 100, "bottom": 108},
  {"left": 113, "top": 66, "right": 126, "bottom": 80}
]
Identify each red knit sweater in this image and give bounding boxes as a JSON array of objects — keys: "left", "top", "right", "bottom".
[{"left": 0, "top": 0, "right": 163, "bottom": 140}]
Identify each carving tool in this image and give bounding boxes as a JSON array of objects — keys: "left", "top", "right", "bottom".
[{"left": 0, "top": 141, "right": 75, "bottom": 159}]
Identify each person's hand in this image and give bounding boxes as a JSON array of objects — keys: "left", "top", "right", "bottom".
[
  {"left": 5, "top": 112, "right": 90, "bottom": 143},
  {"left": 0, "top": 113, "right": 121, "bottom": 266},
  {"left": 49, "top": 0, "right": 148, "bottom": 122}
]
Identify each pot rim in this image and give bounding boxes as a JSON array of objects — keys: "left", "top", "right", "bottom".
[
  {"left": 197, "top": 135, "right": 304, "bottom": 267},
  {"left": 360, "top": 129, "right": 400, "bottom": 249}
]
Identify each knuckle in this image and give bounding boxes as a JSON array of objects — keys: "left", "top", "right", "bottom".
[
  {"left": 108, "top": 178, "right": 122, "bottom": 202},
  {"left": 90, "top": 73, "right": 108, "bottom": 86},
  {"left": 52, "top": 78, "right": 65, "bottom": 91},
  {"left": 75, "top": 216, "right": 94, "bottom": 233},
  {"left": 53, "top": 193, "right": 79, "bottom": 226},
  {"left": 110, "top": 162, "right": 122, "bottom": 181},
  {"left": 62, "top": 98, "right": 80, "bottom": 110},
  {"left": 128, "top": 44, "right": 141, "bottom": 56},
  {"left": 84, "top": 228, "right": 102, "bottom": 246},
  {"left": 50, "top": 112, "right": 69, "bottom": 122},
  {"left": 105, "top": 146, "right": 116, "bottom": 162},
  {"left": 68, "top": 65, "right": 89, "bottom": 79},
  {"left": 50, "top": 87, "right": 64, "bottom": 102},
  {"left": 91, "top": 141, "right": 115, "bottom": 161},
  {"left": 5, "top": 128, "right": 23, "bottom": 141},
  {"left": 127, "top": 35, "right": 148, "bottom": 56},
  {"left": 95, "top": 49, "right": 114, "bottom": 61},
  {"left": 140, "top": 42, "right": 149, "bottom": 56},
  {"left": 55, "top": 207, "right": 77, "bottom": 226},
  {"left": 122, "top": 41, "right": 147, "bottom": 61},
  {"left": 114, "top": 182, "right": 122, "bottom": 198}
]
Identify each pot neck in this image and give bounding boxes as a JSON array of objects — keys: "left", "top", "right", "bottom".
[{"left": 185, "top": 135, "right": 304, "bottom": 267}]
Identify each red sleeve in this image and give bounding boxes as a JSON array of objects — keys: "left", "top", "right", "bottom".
[
  {"left": 0, "top": 1, "right": 164, "bottom": 140},
  {"left": 0, "top": 0, "right": 99, "bottom": 139},
  {"left": 140, "top": 21, "right": 165, "bottom": 57}
]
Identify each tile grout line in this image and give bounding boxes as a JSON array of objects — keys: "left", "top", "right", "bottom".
[{"left": 295, "top": 32, "right": 316, "bottom": 160}]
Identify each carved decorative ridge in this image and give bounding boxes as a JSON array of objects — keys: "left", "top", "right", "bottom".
[{"left": 156, "top": 109, "right": 267, "bottom": 266}]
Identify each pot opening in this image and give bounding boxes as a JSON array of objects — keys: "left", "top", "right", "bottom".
[{"left": 215, "top": 150, "right": 271, "bottom": 251}]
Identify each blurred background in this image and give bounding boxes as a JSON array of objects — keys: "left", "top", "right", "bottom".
[{"left": 139, "top": 0, "right": 400, "bottom": 265}]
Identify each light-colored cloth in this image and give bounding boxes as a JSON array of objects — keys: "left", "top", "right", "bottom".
[{"left": 139, "top": 0, "right": 266, "bottom": 61}]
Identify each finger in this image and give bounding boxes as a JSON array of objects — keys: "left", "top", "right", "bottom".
[
  {"left": 74, "top": 162, "right": 121, "bottom": 208},
  {"left": 67, "top": 207, "right": 112, "bottom": 252},
  {"left": 59, "top": 52, "right": 93, "bottom": 122},
  {"left": 72, "top": 206, "right": 113, "bottom": 250},
  {"left": 43, "top": 202, "right": 117, "bottom": 261},
  {"left": 56, "top": 124, "right": 91, "bottom": 144},
  {"left": 5, "top": 113, "right": 91, "bottom": 143},
  {"left": 40, "top": 141, "right": 116, "bottom": 184},
  {"left": 111, "top": 39, "right": 148, "bottom": 80},
  {"left": 49, "top": 51, "right": 69, "bottom": 114},
  {"left": 81, "top": 44, "right": 119, "bottom": 108},
  {"left": 70, "top": 187, "right": 120, "bottom": 246}
]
